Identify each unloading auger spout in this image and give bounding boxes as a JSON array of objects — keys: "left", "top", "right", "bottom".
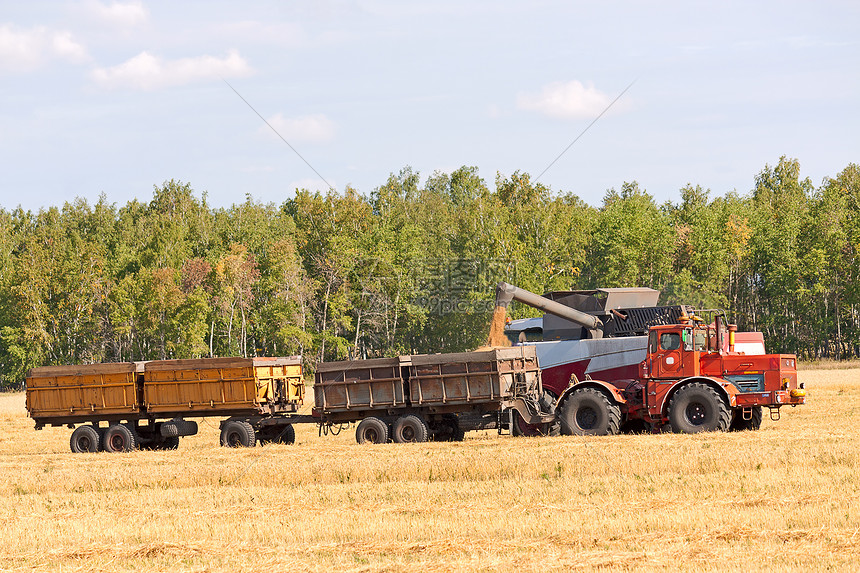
[{"left": 494, "top": 282, "right": 604, "bottom": 339}]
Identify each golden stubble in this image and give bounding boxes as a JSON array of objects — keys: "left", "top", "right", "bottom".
[{"left": 0, "top": 368, "right": 857, "bottom": 572}]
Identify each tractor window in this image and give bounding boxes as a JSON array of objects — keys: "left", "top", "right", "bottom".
[
  {"left": 649, "top": 330, "right": 659, "bottom": 353},
  {"left": 693, "top": 329, "right": 708, "bottom": 351},
  {"left": 660, "top": 332, "right": 681, "bottom": 351}
]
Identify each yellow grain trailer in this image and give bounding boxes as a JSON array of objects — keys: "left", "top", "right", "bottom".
[{"left": 25, "top": 356, "right": 304, "bottom": 453}]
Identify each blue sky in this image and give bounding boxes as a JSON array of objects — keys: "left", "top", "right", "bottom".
[{"left": 0, "top": 1, "right": 857, "bottom": 211}]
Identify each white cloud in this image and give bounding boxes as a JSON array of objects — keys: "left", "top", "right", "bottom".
[
  {"left": 517, "top": 80, "right": 624, "bottom": 120},
  {"left": 263, "top": 113, "right": 336, "bottom": 144},
  {"left": 90, "top": 49, "right": 252, "bottom": 90},
  {"left": 82, "top": 0, "right": 148, "bottom": 27},
  {"left": 0, "top": 25, "right": 89, "bottom": 71}
]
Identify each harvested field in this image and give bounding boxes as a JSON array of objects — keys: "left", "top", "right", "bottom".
[{"left": 0, "top": 368, "right": 858, "bottom": 572}]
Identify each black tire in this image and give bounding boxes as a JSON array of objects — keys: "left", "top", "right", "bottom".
[
  {"left": 265, "top": 424, "right": 296, "bottom": 445},
  {"left": 103, "top": 424, "right": 137, "bottom": 452},
  {"left": 70, "top": 425, "right": 100, "bottom": 453},
  {"left": 160, "top": 423, "right": 180, "bottom": 438},
  {"left": 356, "top": 417, "right": 389, "bottom": 444},
  {"left": 392, "top": 415, "right": 429, "bottom": 443},
  {"left": 668, "top": 382, "right": 731, "bottom": 433},
  {"left": 450, "top": 423, "right": 466, "bottom": 442},
  {"left": 558, "top": 387, "right": 621, "bottom": 436},
  {"left": 729, "top": 406, "right": 763, "bottom": 431},
  {"left": 161, "top": 436, "right": 180, "bottom": 450},
  {"left": 220, "top": 420, "right": 256, "bottom": 447}
]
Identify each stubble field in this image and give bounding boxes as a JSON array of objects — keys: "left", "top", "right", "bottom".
[{"left": 0, "top": 368, "right": 857, "bottom": 572}]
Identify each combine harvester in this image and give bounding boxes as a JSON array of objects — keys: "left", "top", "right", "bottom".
[{"left": 496, "top": 282, "right": 806, "bottom": 434}]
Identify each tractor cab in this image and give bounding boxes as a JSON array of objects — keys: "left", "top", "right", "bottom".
[{"left": 645, "top": 312, "right": 732, "bottom": 380}]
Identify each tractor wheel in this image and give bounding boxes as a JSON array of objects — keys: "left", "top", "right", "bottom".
[
  {"left": 70, "top": 425, "right": 101, "bottom": 453},
  {"left": 220, "top": 420, "right": 256, "bottom": 447},
  {"left": 355, "top": 417, "right": 389, "bottom": 444},
  {"left": 103, "top": 424, "right": 137, "bottom": 452},
  {"left": 729, "top": 406, "right": 763, "bottom": 431},
  {"left": 558, "top": 387, "right": 621, "bottom": 436},
  {"left": 668, "top": 382, "right": 731, "bottom": 433},
  {"left": 392, "top": 415, "right": 429, "bottom": 443}
]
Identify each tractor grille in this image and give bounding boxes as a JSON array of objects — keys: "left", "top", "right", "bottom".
[{"left": 724, "top": 374, "right": 765, "bottom": 393}]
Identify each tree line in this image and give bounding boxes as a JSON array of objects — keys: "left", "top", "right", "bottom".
[{"left": 1, "top": 156, "right": 858, "bottom": 388}]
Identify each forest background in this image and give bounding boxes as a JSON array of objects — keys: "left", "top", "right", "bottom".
[{"left": 0, "top": 156, "right": 857, "bottom": 388}]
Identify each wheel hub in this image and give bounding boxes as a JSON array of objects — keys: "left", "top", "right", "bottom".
[
  {"left": 576, "top": 406, "right": 598, "bottom": 429},
  {"left": 686, "top": 402, "right": 707, "bottom": 425}
]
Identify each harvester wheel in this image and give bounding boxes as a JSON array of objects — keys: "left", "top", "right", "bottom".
[
  {"left": 70, "top": 425, "right": 101, "bottom": 453},
  {"left": 729, "top": 406, "right": 763, "bottom": 431},
  {"left": 356, "top": 417, "right": 389, "bottom": 444},
  {"left": 558, "top": 387, "right": 621, "bottom": 436},
  {"left": 103, "top": 424, "right": 137, "bottom": 452},
  {"left": 220, "top": 420, "right": 256, "bottom": 447},
  {"left": 393, "top": 415, "right": 429, "bottom": 443},
  {"left": 668, "top": 382, "right": 731, "bottom": 433}
]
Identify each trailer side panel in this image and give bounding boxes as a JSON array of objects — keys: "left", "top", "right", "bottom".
[{"left": 26, "top": 363, "right": 139, "bottom": 425}]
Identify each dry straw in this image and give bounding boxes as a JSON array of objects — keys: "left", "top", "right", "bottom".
[{"left": 0, "top": 368, "right": 857, "bottom": 572}]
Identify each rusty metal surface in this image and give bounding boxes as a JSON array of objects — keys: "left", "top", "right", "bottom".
[
  {"left": 144, "top": 357, "right": 303, "bottom": 414},
  {"left": 26, "top": 363, "right": 139, "bottom": 419},
  {"left": 314, "top": 357, "right": 406, "bottom": 412},
  {"left": 409, "top": 346, "right": 541, "bottom": 407},
  {"left": 314, "top": 347, "right": 543, "bottom": 415}
]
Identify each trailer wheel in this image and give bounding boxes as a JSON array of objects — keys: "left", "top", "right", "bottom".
[
  {"left": 559, "top": 387, "right": 621, "bottom": 436},
  {"left": 668, "top": 382, "right": 731, "bottom": 433},
  {"left": 103, "top": 424, "right": 137, "bottom": 452},
  {"left": 70, "top": 425, "right": 101, "bottom": 453},
  {"left": 393, "top": 415, "right": 429, "bottom": 443},
  {"left": 356, "top": 417, "right": 389, "bottom": 444},
  {"left": 161, "top": 436, "right": 180, "bottom": 450},
  {"left": 729, "top": 406, "right": 763, "bottom": 431},
  {"left": 220, "top": 420, "right": 256, "bottom": 447},
  {"left": 264, "top": 423, "right": 296, "bottom": 445}
]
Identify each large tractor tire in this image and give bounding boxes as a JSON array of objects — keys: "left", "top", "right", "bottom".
[
  {"left": 103, "top": 424, "right": 137, "bottom": 452},
  {"left": 70, "top": 425, "right": 101, "bottom": 453},
  {"left": 220, "top": 420, "right": 256, "bottom": 447},
  {"left": 558, "top": 387, "right": 621, "bottom": 436},
  {"left": 668, "top": 382, "right": 731, "bottom": 433},
  {"left": 729, "top": 406, "right": 763, "bottom": 431},
  {"left": 355, "top": 417, "right": 389, "bottom": 444},
  {"left": 392, "top": 415, "right": 429, "bottom": 443}
]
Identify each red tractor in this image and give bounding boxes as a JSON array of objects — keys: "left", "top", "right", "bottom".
[
  {"left": 493, "top": 282, "right": 806, "bottom": 434},
  {"left": 554, "top": 312, "right": 806, "bottom": 434}
]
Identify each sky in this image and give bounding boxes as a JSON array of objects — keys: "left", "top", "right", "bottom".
[{"left": 0, "top": 1, "right": 858, "bottom": 211}]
